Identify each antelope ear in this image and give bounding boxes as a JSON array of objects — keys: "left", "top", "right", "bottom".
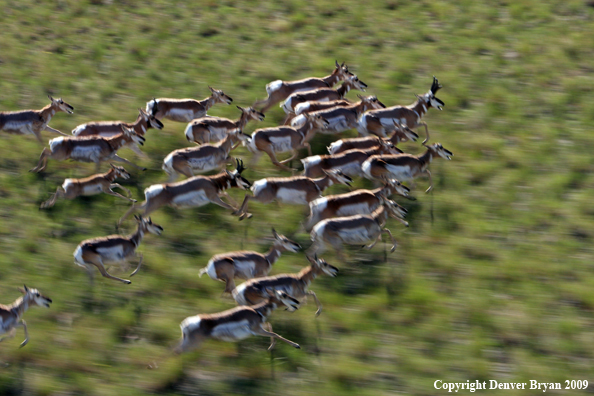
[
  {"left": 48, "top": 95, "right": 54, "bottom": 101},
  {"left": 335, "top": 60, "right": 339, "bottom": 68}
]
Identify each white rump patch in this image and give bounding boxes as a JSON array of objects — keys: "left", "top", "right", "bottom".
[
  {"left": 163, "top": 153, "right": 174, "bottom": 174},
  {"left": 356, "top": 114, "right": 369, "bottom": 135},
  {"left": 281, "top": 97, "right": 293, "bottom": 114},
  {"left": 251, "top": 179, "right": 268, "bottom": 196},
  {"left": 49, "top": 137, "right": 65, "bottom": 152},
  {"left": 327, "top": 141, "right": 341, "bottom": 154},
  {"left": 290, "top": 114, "right": 306, "bottom": 128},
  {"left": 62, "top": 178, "right": 74, "bottom": 191},
  {"left": 266, "top": 80, "right": 283, "bottom": 94},
  {"left": 205, "top": 259, "right": 218, "bottom": 280},
  {"left": 302, "top": 155, "right": 321, "bottom": 167},
  {"left": 295, "top": 102, "right": 310, "bottom": 115},
  {"left": 310, "top": 197, "right": 328, "bottom": 213},
  {"left": 184, "top": 124, "right": 195, "bottom": 142},
  {"left": 72, "top": 125, "right": 86, "bottom": 136},
  {"left": 73, "top": 246, "right": 85, "bottom": 266},
  {"left": 181, "top": 315, "right": 201, "bottom": 333},
  {"left": 232, "top": 283, "right": 248, "bottom": 305},
  {"left": 361, "top": 160, "right": 373, "bottom": 179},
  {"left": 145, "top": 184, "right": 165, "bottom": 200}
]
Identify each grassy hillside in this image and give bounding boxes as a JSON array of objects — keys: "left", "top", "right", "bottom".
[{"left": 1, "top": 1, "right": 593, "bottom": 395}]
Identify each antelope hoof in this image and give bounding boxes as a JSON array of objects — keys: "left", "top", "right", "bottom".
[
  {"left": 295, "top": 344, "right": 301, "bottom": 349},
  {"left": 131, "top": 199, "right": 137, "bottom": 203},
  {"left": 124, "top": 280, "right": 132, "bottom": 284},
  {"left": 142, "top": 168, "right": 147, "bottom": 171},
  {"left": 19, "top": 340, "right": 28, "bottom": 348},
  {"left": 425, "top": 187, "right": 433, "bottom": 193},
  {"left": 315, "top": 308, "right": 322, "bottom": 317},
  {"left": 390, "top": 245, "right": 397, "bottom": 253}
]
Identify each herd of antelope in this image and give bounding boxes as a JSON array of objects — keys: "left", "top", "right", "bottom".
[{"left": 0, "top": 61, "right": 453, "bottom": 357}]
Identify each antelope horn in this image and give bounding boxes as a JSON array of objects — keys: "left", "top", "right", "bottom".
[{"left": 431, "top": 76, "right": 442, "bottom": 94}]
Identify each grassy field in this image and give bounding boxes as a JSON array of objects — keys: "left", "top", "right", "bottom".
[{"left": 1, "top": 0, "right": 594, "bottom": 395}]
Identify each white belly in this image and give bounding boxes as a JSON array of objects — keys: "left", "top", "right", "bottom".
[
  {"left": 211, "top": 320, "right": 254, "bottom": 342},
  {"left": 324, "top": 116, "right": 350, "bottom": 133},
  {"left": 334, "top": 162, "right": 364, "bottom": 177},
  {"left": 233, "top": 260, "right": 258, "bottom": 279},
  {"left": 277, "top": 188, "right": 308, "bottom": 204},
  {"left": 335, "top": 202, "right": 372, "bottom": 217},
  {"left": 167, "top": 108, "right": 195, "bottom": 122},
  {"left": 70, "top": 145, "right": 103, "bottom": 162},
  {"left": 338, "top": 226, "right": 374, "bottom": 243},
  {"left": 96, "top": 245, "right": 126, "bottom": 262},
  {"left": 188, "top": 157, "right": 220, "bottom": 172},
  {"left": 208, "top": 127, "right": 228, "bottom": 142},
  {"left": 3, "top": 122, "right": 35, "bottom": 135},
  {"left": 269, "top": 136, "right": 293, "bottom": 153},
  {"left": 82, "top": 183, "right": 104, "bottom": 195},
  {"left": 384, "top": 164, "right": 414, "bottom": 181},
  {"left": 171, "top": 190, "right": 210, "bottom": 208}
]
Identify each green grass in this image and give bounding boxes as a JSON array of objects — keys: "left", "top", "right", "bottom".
[{"left": 1, "top": 0, "right": 593, "bottom": 395}]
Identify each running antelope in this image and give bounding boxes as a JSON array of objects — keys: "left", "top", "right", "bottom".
[
  {"left": 254, "top": 61, "right": 353, "bottom": 113},
  {"left": 232, "top": 255, "right": 338, "bottom": 317},
  {"left": 73, "top": 215, "right": 163, "bottom": 284},
  {"left": 308, "top": 197, "right": 402, "bottom": 259},
  {"left": 304, "top": 179, "right": 410, "bottom": 231},
  {"left": 175, "top": 289, "right": 301, "bottom": 354},
  {"left": 357, "top": 76, "right": 444, "bottom": 142},
  {"left": 185, "top": 106, "right": 265, "bottom": 144},
  {"left": 163, "top": 129, "right": 250, "bottom": 181},
  {"left": 71, "top": 108, "right": 163, "bottom": 158},
  {"left": 294, "top": 99, "right": 352, "bottom": 117},
  {"left": 40, "top": 164, "right": 134, "bottom": 209},
  {"left": 118, "top": 159, "right": 251, "bottom": 225},
  {"left": 328, "top": 122, "right": 419, "bottom": 155},
  {"left": 301, "top": 143, "right": 402, "bottom": 179},
  {"left": 146, "top": 86, "right": 233, "bottom": 123},
  {"left": 281, "top": 74, "right": 367, "bottom": 116},
  {"left": 233, "top": 169, "right": 353, "bottom": 221},
  {"left": 199, "top": 229, "right": 301, "bottom": 293},
  {"left": 246, "top": 113, "right": 329, "bottom": 171},
  {"left": 30, "top": 126, "right": 146, "bottom": 173},
  {"left": 362, "top": 142, "right": 453, "bottom": 193},
  {"left": 0, "top": 95, "right": 73, "bottom": 142},
  {"left": 0, "top": 286, "right": 52, "bottom": 348},
  {"left": 290, "top": 95, "right": 385, "bottom": 134}
]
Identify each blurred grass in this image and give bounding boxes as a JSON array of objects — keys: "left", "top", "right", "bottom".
[{"left": 0, "top": 0, "right": 593, "bottom": 395}]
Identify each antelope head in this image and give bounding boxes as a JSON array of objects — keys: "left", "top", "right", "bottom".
[
  {"left": 385, "top": 178, "right": 410, "bottom": 197},
  {"left": 322, "top": 169, "right": 353, "bottom": 187},
  {"left": 381, "top": 197, "right": 408, "bottom": 220},
  {"left": 392, "top": 121, "right": 419, "bottom": 142},
  {"left": 423, "top": 76, "right": 444, "bottom": 110},
  {"left": 226, "top": 158, "right": 251, "bottom": 189},
  {"left": 121, "top": 126, "right": 146, "bottom": 146},
  {"left": 135, "top": 215, "right": 164, "bottom": 236},
  {"left": 48, "top": 95, "right": 74, "bottom": 114},
  {"left": 20, "top": 285, "right": 52, "bottom": 308},
  {"left": 209, "top": 86, "right": 233, "bottom": 105},
  {"left": 238, "top": 106, "right": 265, "bottom": 122},
  {"left": 266, "top": 289, "right": 300, "bottom": 312},
  {"left": 271, "top": 228, "right": 301, "bottom": 253},
  {"left": 423, "top": 142, "right": 453, "bottom": 160},
  {"left": 139, "top": 108, "right": 164, "bottom": 130},
  {"left": 377, "top": 138, "right": 402, "bottom": 154},
  {"left": 334, "top": 60, "right": 354, "bottom": 80},
  {"left": 346, "top": 75, "right": 368, "bottom": 92},
  {"left": 110, "top": 163, "right": 131, "bottom": 180},
  {"left": 307, "top": 254, "right": 338, "bottom": 277},
  {"left": 358, "top": 94, "right": 385, "bottom": 111},
  {"left": 304, "top": 113, "right": 330, "bottom": 131}
]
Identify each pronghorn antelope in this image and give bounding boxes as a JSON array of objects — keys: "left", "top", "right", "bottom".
[
  {"left": 146, "top": 86, "right": 233, "bottom": 123},
  {"left": 175, "top": 289, "right": 301, "bottom": 354},
  {"left": 362, "top": 142, "right": 453, "bottom": 193},
  {"left": 246, "top": 113, "right": 329, "bottom": 171},
  {"left": 290, "top": 95, "right": 386, "bottom": 134},
  {"left": 304, "top": 179, "right": 410, "bottom": 231},
  {"left": 30, "top": 126, "right": 146, "bottom": 173},
  {"left": 308, "top": 197, "right": 403, "bottom": 259},
  {"left": 233, "top": 169, "right": 353, "bottom": 221},
  {"left": 281, "top": 74, "right": 367, "bottom": 115},
  {"left": 71, "top": 108, "right": 163, "bottom": 158},
  {"left": 328, "top": 122, "right": 419, "bottom": 155},
  {"left": 357, "top": 76, "right": 444, "bottom": 142},
  {"left": 232, "top": 255, "right": 338, "bottom": 317},
  {"left": 254, "top": 61, "right": 353, "bottom": 113},
  {"left": 301, "top": 143, "right": 402, "bottom": 179},
  {"left": 40, "top": 164, "right": 134, "bottom": 209},
  {"left": 0, "top": 285, "right": 52, "bottom": 348},
  {"left": 185, "top": 106, "right": 265, "bottom": 144},
  {"left": 294, "top": 99, "right": 352, "bottom": 117},
  {"left": 0, "top": 95, "right": 73, "bottom": 142},
  {"left": 73, "top": 215, "right": 163, "bottom": 284},
  {"left": 199, "top": 229, "right": 301, "bottom": 293},
  {"left": 163, "top": 129, "right": 250, "bottom": 181},
  {"left": 118, "top": 159, "right": 251, "bottom": 225}
]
